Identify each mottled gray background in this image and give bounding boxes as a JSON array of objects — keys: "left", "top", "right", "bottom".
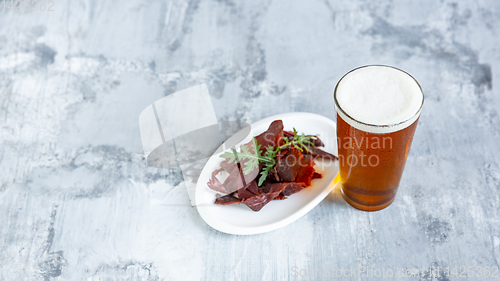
[{"left": 0, "top": 0, "right": 499, "bottom": 280}]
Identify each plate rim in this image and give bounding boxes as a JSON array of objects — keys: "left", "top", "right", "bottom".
[{"left": 195, "top": 112, "right": 338, "bottom": 235}]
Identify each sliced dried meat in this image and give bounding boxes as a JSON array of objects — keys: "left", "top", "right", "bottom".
[
  {"left": 246, "top": 180, "right": 260, "bottom": 194},
  {"left": 237, "top": 181, "right": 258, "bottom": 200},
  {"left": 213, "top": 162, "right": 260, "bottom": 194},
  {"left": 207, "top": 162, "right": 259, "bottom": 195},
  {"left": 266, "top": 165, "right": 280, "bottom": 182},
  {"left": 310, "top": 136, "right": 325, "bottom": 147},
  {"left": 308, "top": 146, "right": 338, "bottom": 161},
  {"left": 276, "top": 147, "right": 304, "bottom": 182},
  {"left": 281, "top": 182, "right": 307, "bottom": 196},
  {"left": 242, "top": 194, "right": 276, "bottom": 212},
  {"left": 221, "top": 165, "right": 247, "bottom": 193},
  {"left": 220, "top": 158, "right": 237, "bottom": 173},
  {"left": 253, "top": 120, "right": 284, "bottom": 152},
  {"left": 261, "top": 182, "right": 307, "bottom": 197},
  {"left": 295, "top": 154, "right": 316, "bottom": 186},
  {"left": 218, "top": 120, "right": 284, "bottom": 193},
  {"left": 241, "top": 183, "right": 288, "bottom": 211},
  {"left": 208, "top": 120, "right": 335, "bottom": 212},
  {"left": 214, "top": 193, "right": 241, "bottom": 205},
  {"left": 238, "top": 120, "right": 283, "bottom": 161}
]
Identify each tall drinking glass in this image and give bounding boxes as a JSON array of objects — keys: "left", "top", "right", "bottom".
[{"left": 334, "top": 65, "right": 424, "bottom": 211}]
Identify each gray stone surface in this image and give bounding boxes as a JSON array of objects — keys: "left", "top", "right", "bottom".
[{"left": 1, "top": 0, "right": 499, "bottom": 280}]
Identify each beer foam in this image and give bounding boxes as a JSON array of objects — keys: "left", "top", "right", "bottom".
[{"left": 335, "top": 65, "right": 423, "bottom": 134}]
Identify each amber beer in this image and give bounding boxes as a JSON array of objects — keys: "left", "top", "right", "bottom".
[{"left": 334, "top": 65, "right": 424, "bottom": 211}]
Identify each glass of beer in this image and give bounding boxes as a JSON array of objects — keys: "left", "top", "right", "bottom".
[{"left": 334, "top": 65, "right": 424, "bottom": 211}]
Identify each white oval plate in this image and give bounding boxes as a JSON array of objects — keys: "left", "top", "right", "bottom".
[{"left": 195, "top": 112, "right": 339, "bottom": 235}]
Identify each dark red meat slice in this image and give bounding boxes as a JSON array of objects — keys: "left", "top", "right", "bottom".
[
  {"left": 276, "top": 147, "right": 304, "bottom": 182},
  {"left": 310, "top": 136, "right": 325, "bottom": 147},
  {"left": 267, "top": 166, "right": 280, "bottom": 182},
  {"left": 281, "top": 182, "right": 307, "bottom": 196},
  {"left": 242, "top": 194, "right": 276, "bottom": 211},
  {"left": 208, "top": 162, "right": 259, "bottom": 194},
  {"left": 216, "top": 120, "right": 284, "bottom": 194},
  {"left": 308, "top": 146, "right": 338, "bottom": 161},
  {"left": 221, "top": 166, "right": 247, "bottom": 193},
  {"left": 246, "top": 180, "right": 260, "bottom": 194},
  {"left": 238, "top": 120, "right": 283, "bottom": 162},
  {"left": 220, "top": 158, "right": 237, "bottom": 173},
  {"left": 237, "top": 181, "right": 259, "bottom": 200},
  {"left": 261, "top": 182, "right": 307, "bottom": 197},
  {"left": 295, "top": 154, "right": 316, "bottom": 186},
  {"left": 253, "top": 120, "right": 284, "bottom": 153},
  {"left": 214, "top": 193, "right": 241, "bottom": 205},
  {"left": 241, "top": 183, "right": 288, "bottom": 211}
]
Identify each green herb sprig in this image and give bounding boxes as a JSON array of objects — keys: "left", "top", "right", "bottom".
[
  {"left": 220, "top": 128, "right": 318, "bottom": 186},
  {"left": 258, "top": 146, "right": 278, "bottom": 186}
]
